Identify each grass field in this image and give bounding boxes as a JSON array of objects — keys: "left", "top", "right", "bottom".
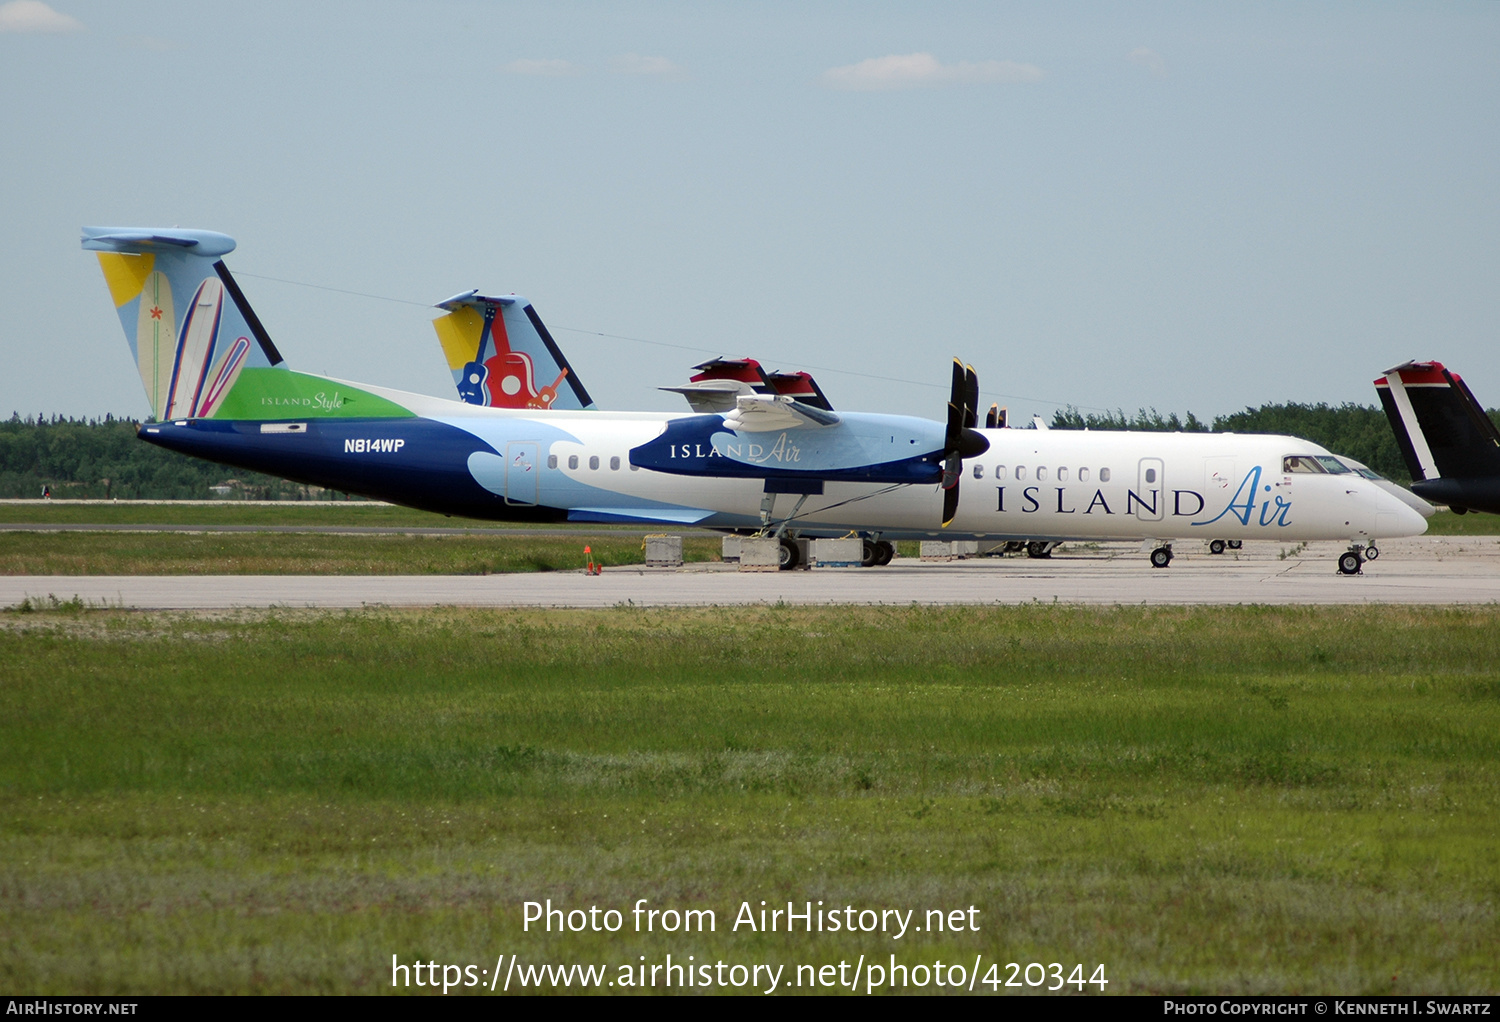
[
  {"left": 1, "top": 604, "right": 1496, "bottom": 995},
  {"left": 0, "top": 501, "right": 507, "bottom": 528},
  {"left": 0, "top": 532, "right": 724, "bottom": 575}
]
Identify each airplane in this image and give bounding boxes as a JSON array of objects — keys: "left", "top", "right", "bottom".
[
  {"left": 1376, "top": 361, "right": 1500, "bottom": 515},
  {"left": 83, "top": 226, "right": 1427, "bottom": 574}
]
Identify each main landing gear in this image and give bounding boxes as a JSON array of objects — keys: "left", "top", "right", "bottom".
[
  {"left": 778, "top": 537, "right": 801, "bottom": 571},
  {"left": 1149, "top": 545, "right": 1173, "bottom": 569},
  {"left": 861, "top": 539, "right": 895, "bottom": 567}
]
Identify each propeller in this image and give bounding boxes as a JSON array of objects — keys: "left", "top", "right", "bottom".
[{"left": 940, "top": 359, "right": 991, "bottom": 527}]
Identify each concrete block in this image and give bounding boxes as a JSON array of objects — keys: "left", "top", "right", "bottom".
[
  {"left": 738, "top": 536, "right": 782, "bottom": 572},
  {"left": 811, "top": 537, "right": 863, "bottom": 567},
  {"left": 721, "top": 535, "right": 742, "bottom": 562},
  {"left": 644, "top": 534, "right": 683, "bottom": 567},
  {"left": 921, "top": 540, "right": 980, "bottom": 561}
]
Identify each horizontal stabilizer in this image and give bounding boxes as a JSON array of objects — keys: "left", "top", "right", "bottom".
[
  {"left": 660, "top": 379, "right": 754, "bottom": 413},
  {"left": 82, "top": 228, "right": 237, "bottom": 258}
]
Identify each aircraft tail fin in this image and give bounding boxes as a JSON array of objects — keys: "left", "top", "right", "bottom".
[
  {"left": 84, "top": 227, "right": 284, "bottom": 421},
  {"left": 1375, "top": 361, "right": 1500, "bottom": 481},
  {"left": 664, "top": 359, "right": 836, "bottom": 413},
  {"left": 766, "top": 370, "right": 833, "bottom": 411},
  {"left": 432, "top": 292, "right": 594, "bottom": 410}
]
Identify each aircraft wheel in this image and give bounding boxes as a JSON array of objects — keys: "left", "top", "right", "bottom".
[
  {"left": 1365, "top": 545, "right": 1379, "bottom": 560},
  {"left": 861, "top": 540, "right": 879, "bottom": 568},
  {"left": 778, "top": 538, "right": 801, "bottom": 571},
  {"left": 1337, "top": 551, "right": 1363, "bottom": 575},
  {"left": 1209, "top": 539, "right": 1226, "bottom": 555},
  {"left": 1150, "top": 546, "right": 1173, "bottom": 569},
  {"left": 1227, "top": 540, "right": 1243, "bottom": 550},
  {"left": 1026, "top": 541, "right": 1051, "bottom": 559},
  {"left": 874, "top": 541, "right": 895, "bottom": 566}
]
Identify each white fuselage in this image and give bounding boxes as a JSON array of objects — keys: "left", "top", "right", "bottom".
[{"left": 359, "top": 379, "right": 1430, "bottom": 544}]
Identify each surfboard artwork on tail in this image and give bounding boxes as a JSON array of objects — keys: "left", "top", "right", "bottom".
[{"left": 85, "top": 226, "right": 1428, "bottom": 572}]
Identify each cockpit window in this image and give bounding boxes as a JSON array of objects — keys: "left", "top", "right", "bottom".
[
  {"left": 1283, "top": 455, "right": 1327, "bottom": 474},
  {"left": 1332, "top": 458, "right": 1385, "bottom": 480},
  {"left": 1313, "top": 456, "right": 1352, "bottom": 474}
]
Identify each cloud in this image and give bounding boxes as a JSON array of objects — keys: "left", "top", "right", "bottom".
[
  {"left": 821, "top": 52, "right": 1042, "bottom": 91},
  {"left": 1128, "top": 47, "right": 1167, "bottom": 77},
  {"left": 609, "top": 53, "right": 686, "bottom": 78},
  {"left": 504, "top": 58, "right": 579, "bottom": 77},
  {"left": 0, "top": 0, "right": 82, "bottom": 33}
]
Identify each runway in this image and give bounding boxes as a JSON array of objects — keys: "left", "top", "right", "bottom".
[{"left": 2, "top": 537, "right": 1497, "bottom": 609}]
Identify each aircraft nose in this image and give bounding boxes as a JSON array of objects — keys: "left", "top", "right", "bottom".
[
  {"left": 1374, "top": 486, "right": 1429, "bottom": 537},
  {"left": 1375, "top": 479, "right": 1436, "bottom": 519}
]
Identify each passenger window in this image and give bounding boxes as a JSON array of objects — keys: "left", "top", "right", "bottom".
[
  {"left": 610, "top": 456, "right": 620, "bottom": 470},
  {"left": 1079, "top": 467, "right": 1089, "bottom": 482},
  {"left": 1058, "top": 467, "right": 1068, "bottom": 482},
  {"left": 995, "top": 465, "right": 1006, "bottom": 480},
  {"left": 568, "top": 455, "right": 579, "bottom": 470},
  {"left": 1016, "top": 466, "right": 1026, "bottom": 480},
  {"left": 972, "top": 464, "right": 984, "bottom": 479},
  {"left": 1283, "top": 455, "right": 1326, "bottom": 474},
  {"left": 547, "top": 455, "right": 558, "bottom": 469},
  {"left": 629, "top": 463, "right": 640, "bottom": 471},
  {"left": 1036, "top": 466, "right": 1048, "bottom": 481},
  {"left": 1100, "top": 468, "right": 1110, "bottom": 483},
  {"left": 589, "top": 455, "right": 600, "bottom": 470},
  {"left": 1145, "top": 468, "right": 1156, "bottom": 483}
]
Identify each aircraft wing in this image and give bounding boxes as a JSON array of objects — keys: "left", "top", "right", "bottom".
[{"left": 722, "top": 393, "right": 841, "bottom": 432}]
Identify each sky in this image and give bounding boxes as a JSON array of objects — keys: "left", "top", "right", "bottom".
[{"left": 2, "top": 1, "right": 1498, "bottom": 424}]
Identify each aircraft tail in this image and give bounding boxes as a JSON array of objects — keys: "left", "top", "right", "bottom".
[
  {"left": 1375, "top": 361, "right": 1500, "bottom": 482},
  {"left": 432, "top": 292, "right": 594, "bottom": 410},
  {"left": 84, "top": 228, "right": 284, "bottom": 421},
  {"left": 660, "top": 358, "right": 836, "bottom": 413}
]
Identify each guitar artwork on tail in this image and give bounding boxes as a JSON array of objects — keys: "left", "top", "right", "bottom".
[{"left": 435, "top": 292, "right": 581, "bottom": 410}]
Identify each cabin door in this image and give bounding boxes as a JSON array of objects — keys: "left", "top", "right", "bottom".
[
  {"left": 505, "top": 442, "right": 540, "bottom": 505},
  {"left": 1135, "top": 457, "right": 1165, "bottom": 521}
]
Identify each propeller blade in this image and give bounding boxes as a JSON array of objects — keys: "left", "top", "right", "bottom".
[
  {"left": 940, "top": 358, "right": 989, "bottom": 527},
  {"left": 940, "top": 453, "right": 961, "bottom": 490},
  {"left": 942, "top": 477, "right": 960, "bottom": 527},
  {"left": 985, "top": 403, "right": 1000, "bottom": 429},
  {"left": 946, "top": 359, "right": 965, "bottom": 449}
]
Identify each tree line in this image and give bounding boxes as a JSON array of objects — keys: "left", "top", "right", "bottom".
[
  {"left": 1045, "top": 402, "right": 1497, "bottom": 484},
  {"left": 0, "top": 415, "right": 341, "bottom": 500}
]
